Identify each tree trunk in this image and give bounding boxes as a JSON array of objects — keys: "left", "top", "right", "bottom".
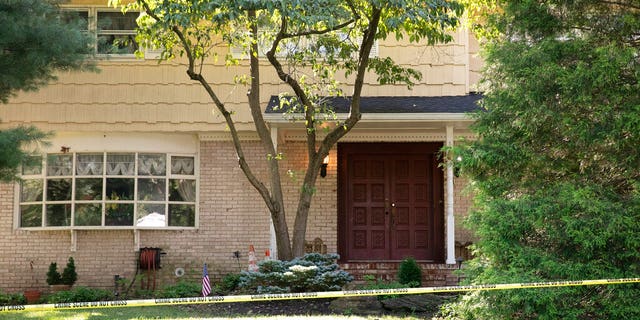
[{"left": 247, "top": 10, "right": 293, "bottom": 260}]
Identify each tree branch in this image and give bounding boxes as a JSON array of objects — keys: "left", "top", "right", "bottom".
[
  {"left": 323, "top": 6, "right": 383, "bottom": 146},
  {"left": 141, "top": 0, "right": 276, "bottom": 212},
  {"left": 266, "top": 16, "right": 318, "bottom": 160}
]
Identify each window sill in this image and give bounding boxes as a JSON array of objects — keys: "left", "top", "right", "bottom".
[
  {"left": 18, "top": 226, "right": 197, "bottom": 231},
  {"left": 17, "top": 228, "right": 198, "bottom": 252}
]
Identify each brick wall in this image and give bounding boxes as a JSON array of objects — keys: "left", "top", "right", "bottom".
[
  {"left": 279, "top": 141, "right": 338, "bottom": 252},
  {"left": 0, "top": 139, "right": 474, "bottom": 293}
]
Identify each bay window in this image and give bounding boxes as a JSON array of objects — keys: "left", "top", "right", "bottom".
[{"left": 19, "top": 152, "right": 197, "bottom": 229}]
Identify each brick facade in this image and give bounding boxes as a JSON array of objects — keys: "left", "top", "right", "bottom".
[{"left": 0, "top": 138, "right": 474, "bottom": 292}]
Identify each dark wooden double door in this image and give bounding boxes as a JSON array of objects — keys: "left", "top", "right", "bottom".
[{"left": 338, "top": 143, "right": 444, "bottom": 262}]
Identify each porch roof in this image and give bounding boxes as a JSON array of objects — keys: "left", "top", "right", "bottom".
[{"left": 265, "top": 94, "right": 482, "bottom": 114}]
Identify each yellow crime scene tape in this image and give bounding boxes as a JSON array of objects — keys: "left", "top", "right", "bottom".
[{"left": 2, "top": 277, "right": 639, "bottom": 313}]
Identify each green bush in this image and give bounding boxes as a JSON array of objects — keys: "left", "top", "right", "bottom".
[
  {"left": 361, "top": 275, "right": 406, "bottom": 300},
  {"left": 46, "top": 287, "right": 113, "bottom": 303},
  {"left": 61, "top": 257, "right": 77, "bottom": 286},
  {"left": 397, "top": 257, "right": 422, "bottom": 287},
  {"left": 220, "top": 273, "right": 241, "bottom": 293},
  {"left": 155, "top": 281, "right": 203, "bottom": 298},
  {"left": 46, "top": 262, "right": 62, "bottom": 285},
  {"left": 239, "top": 253, "right": 353, "bottom": 294},
  {"left": 0, "top": 291, "right": 26, "bottom": 306}
]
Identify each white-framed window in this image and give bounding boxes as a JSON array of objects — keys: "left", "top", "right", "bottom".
[
  {"left": 62, "top": 8, "right": 139, "bottom": 56},
  {"left": 18, "top": 152, "right": 196, "bottom": 229}
]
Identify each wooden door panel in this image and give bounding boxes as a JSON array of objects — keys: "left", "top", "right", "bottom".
[
  {"left": 339, "top": 143, "right": 444, "bottom": 262},
  {"left": 348, "top": 155, "right": 388, "bottom": 260}
]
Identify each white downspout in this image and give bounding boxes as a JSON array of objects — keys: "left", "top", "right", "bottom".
[{"left": 446, "top": 125, "right": 456, "bottom": 264}]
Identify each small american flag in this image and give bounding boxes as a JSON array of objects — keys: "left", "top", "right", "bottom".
[{"left": 202, "top": 263, "right": 211, "bottom": 297}]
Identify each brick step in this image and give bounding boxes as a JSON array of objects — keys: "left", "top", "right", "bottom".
[{"left": 340, "top": 262, "right": 463, "bottom": 287}]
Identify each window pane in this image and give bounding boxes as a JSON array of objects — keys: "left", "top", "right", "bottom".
[
  {"left": 47, "top": 155, "right": 73, "bottom": 176},
  {"left": 169, "top": 179, "right": 196, "bottom": 202},
  {"left": 75, "top": 203, "right": 102, "bottom": 226},
  {"left": 106, "top": 203, "right": 133, "bottom": 226},
  {"left": 21, "top": 180, "right": 43, "bottom": 202},
  {"left": 97, "top": 12, "right": 138, "bottom": 30},
  {"left": 106, "top": 178, "right": 134, "bottom": 200},
  {"left": 76, "top": 154, "right": 103, "bottom": 175},
  {"left": 76, "top": 178, "right": 103, "bottom": 200},
  {"left": 138, "top": 154, "right": 166, "bottom": 176},
  {"left": 22, "top": 156, "right": 42, "bottom": 175},
  {"left": 106, "top": 154, "right": 134, "bottom": 176},
  {"left": 169, "top": 204, "right": 195, "bottom": 227},
  {"left": 138, "top": 178, "right": 166, "bottom": 201},
  {"left": 97, "top": 34, "right": 138, "bottom": 54},
  {"left": 20, "top": 205, "right": 42, "bottom": 227},
  {"left": 46, "top": 204, "right": 71, "bottom": 226},
  {"left": 171, "top": 156, "right": 194, "bottom": 175},
  {"left": 47, "top": 179, "right": 71, "bottom": 201},
  {"left": 136, "top": 203, "right": 166, "bottom": 227}
]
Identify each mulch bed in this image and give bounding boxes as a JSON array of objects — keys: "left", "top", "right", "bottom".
[{"left": 181, "top": 299, "right": 335, "bottom": 317}]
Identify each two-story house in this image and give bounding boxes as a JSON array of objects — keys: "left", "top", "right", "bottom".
[{"left": 0, "top": 1, "right": 481, "bottom": 292}]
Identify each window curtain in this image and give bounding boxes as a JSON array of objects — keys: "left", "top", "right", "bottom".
[
  {"left": 106, "top": 154, "right": 135, "bottom": 175},
  {"left": 138, "top": 154, "right": 166, "bottom": 176},
  {"left": 171, "top": 157, "right": 194, "bottom": 175},
  {"left": 76, "top": 154, "right": 103, "bottom": 175}
]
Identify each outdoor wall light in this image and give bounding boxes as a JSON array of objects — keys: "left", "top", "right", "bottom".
[
  {"left": 454, "top": 156, "right": 462, "bottom": 178},
  {"left": 320, "top": 155, "right": 330, "bottom": 178}
]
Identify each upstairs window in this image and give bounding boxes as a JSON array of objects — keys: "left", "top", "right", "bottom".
[
  {"left": 62, "top": 8, "right": 139, "bottom": 56},
  {"left": 19, "top": 153, "right": 197, "bottom": 229},
  {"left": 97, "top": 11, "right": 138, "bottom": 55}
]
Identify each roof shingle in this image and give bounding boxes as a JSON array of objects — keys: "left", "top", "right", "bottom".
[{"left": 265, "top": 94, "right": 482, "bottom": 114}]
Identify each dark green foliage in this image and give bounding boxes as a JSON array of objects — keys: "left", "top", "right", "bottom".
[
  {"left": 61, "top": 257, "right": 77, "bottom": 286},
  {"left": 361, "top": 275, "right": 406, "bottom": 300},
  {"left": 46, "top": 287, "right": 113, "bottom": 303},
  {"left": 0, "top": 291, "right": 26, "bottom": 306},
  {"left": 220, "top": 273, "right": 241, "bottom": 293},
  {"left": 155, "top": 281, "right": 203, "bottom": 298},
  {"left": 0, "top": 0, "right": 95, "bottom": 103},
  {"left": 239, "top": 253, "right": 353, "bottom": 293},
  {"left": 445, "top": 0, "right": 640, "bottom": 318},
  {"left": 0, "top": 126, "right": 50, "bottom": 182},
  {"left": 46, "top": 262, "right": 62, "bottom": 285},
  {"left": 397, "top": 257, "right": 422, "bottom": 287}
]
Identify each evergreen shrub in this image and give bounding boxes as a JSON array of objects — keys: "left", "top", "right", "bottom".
[
  {"left": 239, "top": 253, "right": 353, "bottom": 294},
  {"left": 398, "top": 257, "right": 422, "bottom": 287},
  {"left": 46, "top": 287, "right": 113, "bottom": 303}
]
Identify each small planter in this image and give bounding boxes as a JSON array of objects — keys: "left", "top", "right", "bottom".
[{"left": 23, "top": 289, "right": 41, "bottom": 304}]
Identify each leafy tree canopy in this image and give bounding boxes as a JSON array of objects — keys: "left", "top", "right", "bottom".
[
  {"left": 112, "top": 0, "right": 463, "bottom": 259},
  {"left": 0, "top": 0, "right": 95, "bottom": 103},
  {"left": 446, "top": 0, "right": 640, "bottom": 319}
]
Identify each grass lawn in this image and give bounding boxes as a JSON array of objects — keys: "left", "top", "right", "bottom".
[{"left": 1, "top": 306, "right": 426, "bottom": 320}]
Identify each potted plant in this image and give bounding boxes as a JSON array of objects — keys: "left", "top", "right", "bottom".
[{"left": 23, "top": 261, "right": 41, "bottom": 304}]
